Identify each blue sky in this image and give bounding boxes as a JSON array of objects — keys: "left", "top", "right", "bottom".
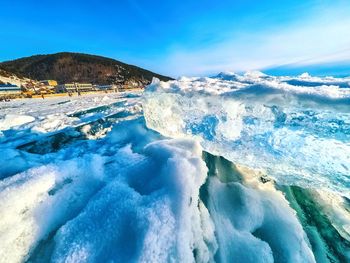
[{"left": 1, "top": 0, "right": 350, "bottom": 77}]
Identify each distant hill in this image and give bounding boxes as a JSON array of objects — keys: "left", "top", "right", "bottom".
[{"left": 0, "top": 52, "right": 172, "bottom": 85}]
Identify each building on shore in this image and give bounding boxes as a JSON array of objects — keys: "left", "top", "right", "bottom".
[
  {"left": 76, "top": 83, "right": 93, "bottom": 92},
  {"left": 56, "top": 83, "right": 93, "bottom": 93},
  {"left": 56, "top": 83, "right": 75, "bottom": 93},
  {"left": 40, "top": 80, "right": 58, "bottom": 87},
  {"left": 0, "top": 84, "right": 22, "bottom": 96},
  {"left": 94, "top": 84, "right": 119, "bottom": 92},
  {"left": 38, "top": 80, "right": 58, "bottom": 94}
]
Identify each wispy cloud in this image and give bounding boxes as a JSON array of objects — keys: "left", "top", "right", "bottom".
[{"left": 161, "top": 3, "right": 350, "bottom": 76}]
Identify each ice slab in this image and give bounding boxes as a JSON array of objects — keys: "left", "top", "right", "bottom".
[{"left": 143, "top": 73, "right": 350, "bottom": 197}]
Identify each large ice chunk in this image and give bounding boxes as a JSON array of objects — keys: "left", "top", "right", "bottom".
[{"left": 143, "top": 74, "right": 350, "bottom": 197}]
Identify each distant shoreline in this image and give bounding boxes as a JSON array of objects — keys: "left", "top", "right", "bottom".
[{"left": 1, "top": 88, "right": 143, "bottom": 101}]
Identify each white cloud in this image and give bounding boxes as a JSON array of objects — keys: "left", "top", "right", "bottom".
[{"left": 161, "top": 4, "right": 350, "bottom": 76}]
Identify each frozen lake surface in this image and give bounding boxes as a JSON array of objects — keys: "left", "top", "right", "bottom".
[{"left": 0, "top": 73, "right": 349, "bottom": 263}]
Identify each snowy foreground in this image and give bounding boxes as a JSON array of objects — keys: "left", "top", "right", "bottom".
[{"left": 0, "top": 73, "right": 349, "bottom": 263}]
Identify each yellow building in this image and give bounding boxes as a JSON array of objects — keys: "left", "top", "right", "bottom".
[{"left": 40, "top": 80, "right": 58, "bottom": 87}]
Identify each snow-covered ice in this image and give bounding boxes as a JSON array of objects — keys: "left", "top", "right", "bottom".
[{"left": 0, "top": 74, "right": 349, "bottom": 263}]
